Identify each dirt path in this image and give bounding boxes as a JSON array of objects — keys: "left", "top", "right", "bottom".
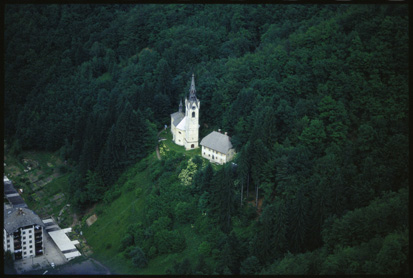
[
  {"left": 156, "top": 129, "right": 166, "bottom": 160},
  {"left": 71, "top": 213, "right": 79, "bottom": 227},
  {"left": 156, "top": 145, "right": 161, "bottom": 160}
]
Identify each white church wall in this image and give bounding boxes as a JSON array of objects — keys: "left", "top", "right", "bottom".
[{"left": 175, "top": 129, "right": 185, "bottom": 146}]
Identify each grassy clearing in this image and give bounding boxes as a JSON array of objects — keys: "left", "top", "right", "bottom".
[
  {"left": 82, "top": 154, "right": 156, "bottom": 274},
  {"left": 82, "top": 148, "right": 208, "bottom": 274}
]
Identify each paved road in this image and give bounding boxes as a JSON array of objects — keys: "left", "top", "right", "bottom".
[
  {"left": 14, "top": 231, "right": 67, "bottom": 274},
  {"left": 51, "top": 258, "right": 111, "bottom": 275}
]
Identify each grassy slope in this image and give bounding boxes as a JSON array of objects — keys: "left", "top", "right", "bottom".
[
  {"left": 82, "top": 153, "right": 156, "bottom": 274},
  {"left": 82, "top": 136, "right": 209, "bottom": 274}
]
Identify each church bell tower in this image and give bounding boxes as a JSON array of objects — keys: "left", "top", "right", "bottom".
[{"left": 184, "top": 73, "right": 200, "bottom": 150}]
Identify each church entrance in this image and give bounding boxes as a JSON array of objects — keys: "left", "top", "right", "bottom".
[{"left": 191, "top": 144, "right": 194, "bottom": 148}]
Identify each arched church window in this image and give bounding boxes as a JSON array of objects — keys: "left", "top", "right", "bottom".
[{"left": 192, "top": 112, "right": 195, "bottom": 118}]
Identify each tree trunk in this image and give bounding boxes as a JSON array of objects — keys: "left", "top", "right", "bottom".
[
  {"left": 241, "top": 180, "right": 243, "bottom": 207},
  {"left": 246, "top": 173, "right": 249, "bottom": 199},
  {"left": 256, "top": 184, "right": 259, "bottom": 208}
]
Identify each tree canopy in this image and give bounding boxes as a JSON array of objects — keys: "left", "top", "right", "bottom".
[{"left": 5, "top": 3, "right": 408, "bottom": 275}]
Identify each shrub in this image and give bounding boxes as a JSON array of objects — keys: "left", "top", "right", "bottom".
[
  {"left": 125, "top": 180, "right": 135, "bottom": 191},
  {"left": 130, "top": 247, "right": 148, "bottom": 268},
  {"left": 174, "top": 201, "right": 195, "bottom": 224},
  {"left": 135, "top": 187, "right": 143, "bottom": 197},
  {"left": 59, "top": 165, "right": 68, "bottom": 174},
  {"left": 95, "top": 206, "right": 104, "bottom": 216},
  {"left": 120, "top": 234, "right": 134, "bottom": 250},
  {"left": 148, "top": 246, "right": 157, "bottom": 258},
  {"left": 198, "top": 241, "right": 212, "bottom": 256},
  {"left": 103, "top": 188, "right": 121, "bottom": 204}
]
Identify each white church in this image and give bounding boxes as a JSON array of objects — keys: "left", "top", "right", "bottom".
[
  {"left": 170, "top": 73, "right": 200, "bottom": 150},
  {"left": 170, "top": 74, "right": 235, "bottom": 164}
]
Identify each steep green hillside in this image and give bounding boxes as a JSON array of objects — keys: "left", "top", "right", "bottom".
[
  {"left": 81, "top": 145, "right": 226, "bottom": 274},
  {"left": 5, "top": 4, "right": 408, "bottom": 275}
]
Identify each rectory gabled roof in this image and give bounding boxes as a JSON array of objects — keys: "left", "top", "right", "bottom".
[{"left": 200, "top": 131, "right": 233, "bottom": 154}]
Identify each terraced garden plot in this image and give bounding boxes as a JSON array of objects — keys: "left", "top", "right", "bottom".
[{"left": 51, "top": 193, "right": 65, "bottom": 202}]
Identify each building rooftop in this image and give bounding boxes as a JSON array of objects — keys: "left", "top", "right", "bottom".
[
  {"left": 171, "top": 111, "right": 185, "bottom": 127},
  {"left": 200, "top": 131, "right": 233, "bottom": 154},
  {"left": 48, "top": 227, "right": 81, "bottom": 260},
  {"left": 4, "top": 206, "right": 44, "bottom": 234},
  {"left": 4, "top": 176, "right": 28, "bottom": 208},
  {"left": 176, "top": 116, "right": 187, "bottom": 130}
]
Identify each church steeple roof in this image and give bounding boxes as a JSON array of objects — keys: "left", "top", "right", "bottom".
[
  {"left": 188, "top": 73, "right": 197, "bottom": 102},
  {"left": 179, "top": 99, "right": 183, "bottom": 113}
]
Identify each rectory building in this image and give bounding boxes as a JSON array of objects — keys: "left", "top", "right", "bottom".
[{"left": 200, "top": 131, "right": 236, "bottom": 164}]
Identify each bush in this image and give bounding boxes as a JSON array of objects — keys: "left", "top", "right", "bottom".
[
  {"left": 95, "top": 206, "right": 104, "bottom": 216},
  {"left": 9, "top": 140, "right": 22, "bottom": 156},
  {"left": 103, "top": 188, "right": 121, "bottom": 204},
  {"left": 136, "top": 158, "right": 149, "bottom": 172},
  {"left": 150, "top": 167, "right": 162, "bottom": 181},
  {"left": 120, "top": 234, "right": 134, "bottom": 250},
  {"left": 135, "top": 187, "right": 143, "bottom": 197},
  {"left": 167, "top": 258, "right": 192, "bottom": 275},
  {"left": 59, "top": 165, "right": 68, "bottom": 174},
  {"left": 198, "top": 241, "right": 212, "bottom": 256},
  {"left": 125, "top": 180, "right": 135, "bottom": 191},
  {"left": 174, "top": 201, "right": 195, "bottom": 224},
  {"left": 240, "top": 256, "right": 261, "bottom": 275},
  {"left": 148, "top": 246, "right": 157, "bottom": 258},
  {"left": 130, "top": 247, "right": 148, "bottom": 268}
]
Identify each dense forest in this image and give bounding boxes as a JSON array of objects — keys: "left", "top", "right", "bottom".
[{"left": 5, "top": 4, "right": 408, "bottom": 274}]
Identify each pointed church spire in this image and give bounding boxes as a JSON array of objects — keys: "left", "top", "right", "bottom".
[{"left": 189, "top": 73, "right": 197, "bottom": 102}]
